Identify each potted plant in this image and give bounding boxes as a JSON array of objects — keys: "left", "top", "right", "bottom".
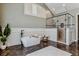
[{"left": 0, "top": 24, "right": 11, "bottom": 50}]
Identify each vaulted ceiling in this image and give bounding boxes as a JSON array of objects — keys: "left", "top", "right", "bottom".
[{"left": 45, "top": 3, "right": 79, "bottom": 14}]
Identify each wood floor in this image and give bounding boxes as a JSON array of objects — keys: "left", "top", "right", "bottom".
[{"left": 0, "top": 41, "right": 79, "bottom": 56}]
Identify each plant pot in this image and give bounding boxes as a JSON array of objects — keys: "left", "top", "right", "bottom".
[{"left": 0, "top": 45, "right": 6, "bottom": 50}]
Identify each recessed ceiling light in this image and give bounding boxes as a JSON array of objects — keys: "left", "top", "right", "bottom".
[
  {"left": 62, "top": 4, "right": 66, "bottom": 7},
  {"left": 62, "top": 4, "right": 67, "bottom": 11}
]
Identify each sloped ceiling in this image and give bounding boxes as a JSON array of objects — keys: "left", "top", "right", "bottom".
[{"left": 45, "top": 3, "right": 79, "bottom": 14}]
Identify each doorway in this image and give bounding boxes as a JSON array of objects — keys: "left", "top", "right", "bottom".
[{"left": 78, "top": 15, "right": 79, "bottom": 44}]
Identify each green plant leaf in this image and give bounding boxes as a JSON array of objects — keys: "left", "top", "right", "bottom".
[
  {"left": 1, "top": 37, "right": 6, "bottom": 45},
  {"left": 0, "top": 25, "right": 2, "bottom": 36},
  {"left": 4, "top": 24, "right": 11, "bottom": 37}
]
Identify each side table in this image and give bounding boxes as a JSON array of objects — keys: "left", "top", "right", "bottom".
[{"left": 40, "top": 36, "right": 49, "bottom": 48}]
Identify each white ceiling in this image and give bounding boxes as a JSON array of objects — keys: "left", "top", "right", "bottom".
[{"left": 46, "top": 3, "right": 79, "bottom": 14}]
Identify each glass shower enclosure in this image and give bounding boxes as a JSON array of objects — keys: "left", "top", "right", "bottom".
[{"left": 46, "top": 12, "right": 78, "bottom": 55}]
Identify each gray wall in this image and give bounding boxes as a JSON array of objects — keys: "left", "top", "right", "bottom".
[
  {"left": 68, "top": 8, "right": 79, "bottom": 41},
  {"left": 1, "top": 3, "right": 46, "bottom": 28},
  {"left": 0, "top": 4, "right": 2, "bottom": 25}
]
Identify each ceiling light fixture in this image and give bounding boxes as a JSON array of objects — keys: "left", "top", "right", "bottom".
[{"left": 62, "top": 4, "right": 67, "bottom": 12}]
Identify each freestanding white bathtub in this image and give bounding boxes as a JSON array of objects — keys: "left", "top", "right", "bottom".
[{"left": 21, "top": 36, "right": 41, "bottom": 47}]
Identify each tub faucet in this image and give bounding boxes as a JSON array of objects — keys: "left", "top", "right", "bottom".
[
  {"left": 20, "top": 30, "right": 24, "bottom": 48},
  {"left": 21, "top": 30, "right": 24, "bottom": 37}
]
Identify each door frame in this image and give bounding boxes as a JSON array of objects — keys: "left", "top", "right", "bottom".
[{"left": 76, "top": 13, "right": 79, "bottom": 42}]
